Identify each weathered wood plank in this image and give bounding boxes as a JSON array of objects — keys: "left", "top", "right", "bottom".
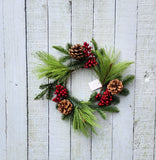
[
  {"left": 71, "top": 0, "right": 93, "bottom": 159},
  {"left": 48, "top": 0, "right": 71, "bottom": 159},
  {"left": 3, "top": 0, "right": 27, "bottom": 159},
  {"left": 0, "top": 0, "right": 6, "bottom": 159},
  {"left": 92, "top": 0, "right": 115, "bottom": 159},
  {"left": 27, "top": 0, "right": 48, "bottom": 159},
  {"left": 134, "top": 0, "right": 156, "bottom": 160},
  {"left": 113, "top": 0, "right": 137, "bottom": 159}
]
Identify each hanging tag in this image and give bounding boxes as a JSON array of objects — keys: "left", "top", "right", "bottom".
[{"left": 88, "top": 79, "right": 102, "bottom": 91}]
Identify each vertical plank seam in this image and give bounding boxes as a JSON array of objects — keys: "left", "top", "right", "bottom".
[
  {"left": 111, "top": 0, "right": 116, "bottom": 159},
  {"left": 90, "top": 0, "right": 95, "bottom": 160},
  {"left": 47, "top": 0, "right": 50, "bottom": 159},
  {"left": 132, "top": 1, "right": 138, "bottom": 159},
  {"left": 153, "top": 96, "right": 156, "bottom": 160},
  {"left": 24, "top": 0, "right": 28, "bottom": 159},
  {"left": 2, "top": 0, "right": 7, "bottom": 158},
  {"left": 69, "top": 1, "right": 72, "bottom": 160}
]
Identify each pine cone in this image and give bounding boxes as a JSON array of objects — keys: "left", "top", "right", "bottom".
[
  {"left": 58, "top": 99, "right": 73, "bottom": 115},
  {"left": 69, "top": 44, "right": 84, "bottom": 60},
  {"left": 107, "top": 79, "right": 123, "bottom": 95}
]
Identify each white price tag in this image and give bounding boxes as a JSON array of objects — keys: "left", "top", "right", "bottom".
[{"left": 88, "top": 79, "right": 102, "bottom": 91}]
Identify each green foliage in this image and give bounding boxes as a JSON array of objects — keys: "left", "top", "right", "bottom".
[
  {"left": 91, "top": 38, "right": 98, "bottom": 50},
  {"left": 120, "top": 88, "right": 129, "bottom": 96},
  {"left": 59, "top": 55, "right": 71, "bottom": 63},
  {"left": 89, "top": 92, "right": 97, "bottom": 102},
  {"left": 73, "top": 105, "right": 98, "bottom": 137},
  {"left": 93, "top": 48, "right": 134, "bottom": 85},
  {"left": 34, "top": 51, "right": 71, "bottom": 82},
  {"left": 93, "top": 48, "right": 120, "bottom": 85},
  {"left": 66, "top": 96, "right": 99, "bottom": 136},
  {"left": 52, "top": 46, "right": 69, "bottom": 55},
  {"left": 62, "top": 110, "right": 74, "bottom": 121},
  {"left": 102, "top": 106, "right": 119, "bottom": 112},
  {"left": 97, "top": 110, "right": 106, "bottom": 120},
  {"left": 122, "top": 75, "right": 135, "bottom": 86},
  {"left": 34, "top": 88, "right": 49, "bottom": 100},
  {"left": 111, "top": 95, "right": 120, "bottom": 105},
  {"left": 67, "top": 59, "right": 87, "bottom": 70},
  {"left": 66, "top": 43, "right": 72, "bottom": 50},
  {"left": 34, "top": 81, "right": 57, "bottom": 100},
  {"left": 106, "top": 62, "right": 134, "bottom": 84}
]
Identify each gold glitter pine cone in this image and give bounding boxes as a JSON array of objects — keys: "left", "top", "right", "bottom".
[
  {"left": 107, "top": 79, "right": 123, "bottom": 95},
  {"left": 69, "top": 44, "right": 84, "bottom": 60},
  {"left": 58, "top": 99, "right": 73, "bottom": 115}
]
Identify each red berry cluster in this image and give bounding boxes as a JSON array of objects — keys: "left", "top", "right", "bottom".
[
  {"left": 52, "top": 85, "right": 68, "bottom": 103},
  {"left": 84, "top": 57, "right": 98, "bottom": 68},
  {"left": 96, "top": 89, "right": 113, "bottom": 106},
  {"left": 95, "top": 93, "right": 101, "bottom": 100},
  {"left": 83, "top": 42, "right": 92, "bottom": 57},
  {"left": 83, "top": 42, "right": 98, "bottom": 68}
]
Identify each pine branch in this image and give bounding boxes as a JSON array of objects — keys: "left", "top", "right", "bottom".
[
  {"left": 120, "top": 88, "right": 129, "bottom": 96},
  {"left": 66, "top": 43, "right": 72, "bottom": 50},
  {"left": 67, "top": 96, "right": 83, "bottom": 109},
  {"left": 59, "top": 55, "right": 71, "bottom": 63},
  {"left": 39, "top": 83, "right": 51, "bottom": 89},
  {"left": 46, "top": 88, "right": 55, "bottom": 100},
  {"left": 34, "top": 51, "right": 71, "bottom": 82},
  {"left": 102, "top": 106, "right": 119, "bottom": 112},
  {"left": 62, "top": 110, "right": 74, "bottom": 121},
  {"left": 35, "top": 81, "right": 58, "bottom": 100},
  {"left": 73, "top": 105, "right": 99, "bottom": 137},
  {"left": 52, "top": 46, "right": 69, "bottom": 55},
  {"left": 67, "top": 60, "right": 87, "bottom": 70},
  {"left": 89, "top": 92, "right": 97, "bottom": 102},
  {"left": 111, "top": 95, "right": 120, "bottom": 105},
  {"left": 122, "top": 75, "right": 135, "bottom": 86},
  {"left": 97, "top": 110, "right": 106, "bottom": 119},
  {"left": 34, "top": 88, "right": 48, "bottom": 100},
  {"left": 91, "top": 38, "right": 98, "bottom": 50}
]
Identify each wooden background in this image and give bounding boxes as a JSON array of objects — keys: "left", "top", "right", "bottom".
[{"left": 0, "top": 0, "right": 156, "bottom": 159}]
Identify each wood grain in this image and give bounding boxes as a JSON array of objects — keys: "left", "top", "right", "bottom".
[
  {"left": 48, "top": 0, "right": 71, "bottom": 159},
  {"left": 134, "top": 0, "right": 156, "bottom": 160},
  {"left": 3, "top": 0, "right": 27, "bottom": 159},
  {"left": 92, "top": 0, "right": 115, "bottom": 159},
  {"left": 71, "top": 0, "right": 93, "bottom": 159},
  {"left": 27, "top": 0, "right": 48, "bottom": 159},
  {"left": 112, "top": 0, "right": 137, "bottom": 160},
  {"left": 0, "top": 0, "right": 6, "bottom": 159}
]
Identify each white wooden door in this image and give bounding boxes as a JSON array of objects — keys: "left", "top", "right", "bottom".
[{"left": 0, "top": 0, "right": 156, "bottom": 160}]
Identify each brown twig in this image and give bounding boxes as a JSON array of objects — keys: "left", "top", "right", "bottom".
[{"left": 100, "top": 63, "right": 113, "bottom": 94}]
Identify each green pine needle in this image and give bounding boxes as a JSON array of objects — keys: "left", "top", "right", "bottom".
[
  {"left": 91, "top": 38, "right": 98, "bottom": 50},
  {"left": 122, "top": 75, "right": 135, "bottom": 86},
  {"left": 120, "top": 88, "right": 129, "bottom": 96},
  {"left": 111, "top": 95, "right": 120, "bottom": 105},
  {"left": 67, "top": 96, "right": 99, "bottom": 136},
  {"left": 67, "top": 60, "right": 87, "bottom": 70},
  {"left": 66, "top": 43, "right": 72, "bottom": 50},
  {"left": 97, "top": 110, "right": 106, "bottom": 120},
  {"left": 73, "top": 105, "right": 99, "bottom": 137},
  {"left": 34, "top": 88, "right": 48, "bottom": 100},
  {"left": 59, "top": 55, "right": 71, "bottom": 63},
  {"left": 52, "top": 46, "right": 69, "bottom": 55},
  {"left": 93, "top": 48, "right": 134, "bottom": 85},
  {"left": 34, "top": 51, "right": 71, "bottom": 82},
  {"left": 102, "top": 106, "right": 119, "bottom": 112},
  {"left": 89, "top": 92, "right": 97, "bottom": 102}
]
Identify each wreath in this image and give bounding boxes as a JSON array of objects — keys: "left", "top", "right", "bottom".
[{"left": 34, "top": 39, "right": 135, "bottom": 137}]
